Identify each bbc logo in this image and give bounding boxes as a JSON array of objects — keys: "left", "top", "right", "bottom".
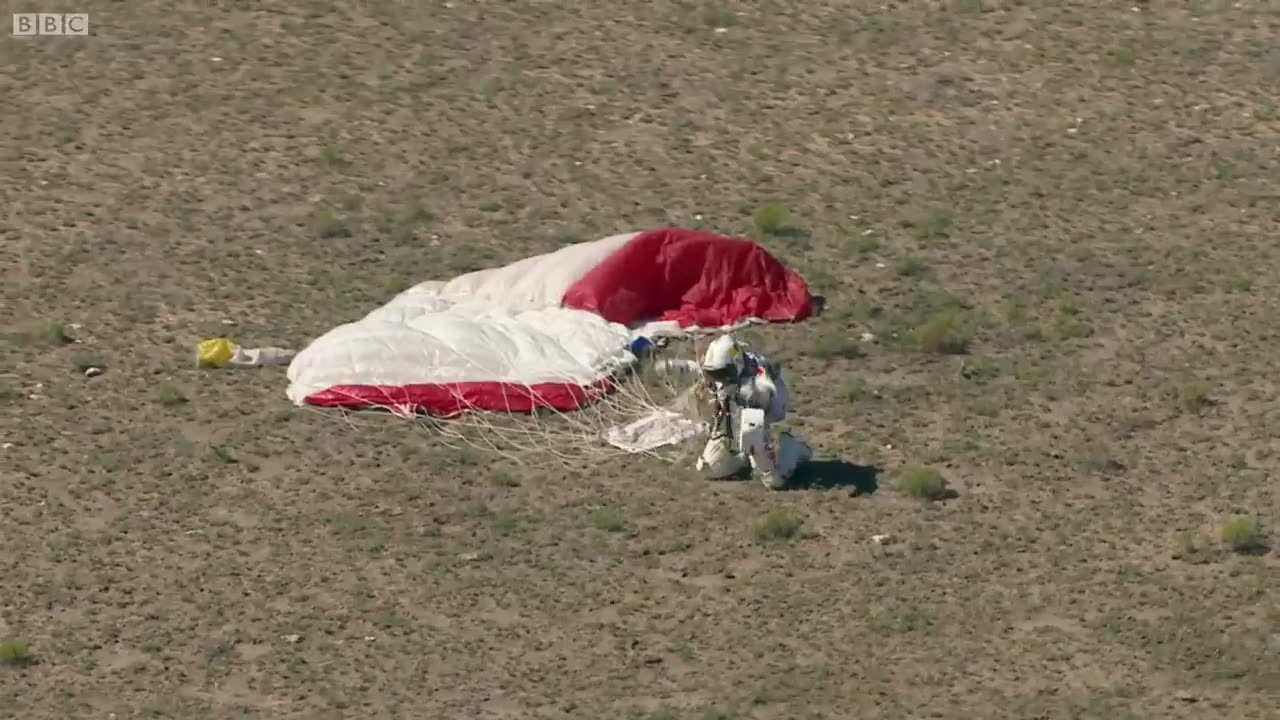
[{"left": 12, "top": 13, "right": 89, "bottom": 36}]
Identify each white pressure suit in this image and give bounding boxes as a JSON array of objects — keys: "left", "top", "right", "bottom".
[{"left": 695, "top": 334, "right": 812, "bottom": 489}]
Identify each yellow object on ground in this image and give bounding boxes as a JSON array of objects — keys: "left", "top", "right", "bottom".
[{"left": 196, "top": 338, "right": 238, "bottom": 368}]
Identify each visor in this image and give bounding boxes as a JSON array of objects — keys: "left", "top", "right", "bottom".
[{"left": 703, "top": 365, "right": 738, "bottom": 385}]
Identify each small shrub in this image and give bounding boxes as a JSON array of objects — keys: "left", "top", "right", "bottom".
[
  {"left": 752, "top": 203, "right": 789, "bottom": 236},
  {"left": 841, "top": 377, "right": 871, "bottom": 402},
  {"left": 1175, "top": 381, "right": 1212, "bottom": 414},
  {"left": 210, "top": 445, "right": 239, "bottom": 464},
  {"left": 907, "top": 209, "right": 952, "bottom": 241},
  {"left": 1221, "top": 518, "right": 1264, "bottom": 553},
  {"left": 914, "top": 312, "right": 971, "bottom": 355},
  {"left": 0, "top": 641, "right": 34, "bottom": 667},
  {"left": 311, "top": 210, "right": 353, "bottom": 239},
  {"left": 752, "top": 509, "right": 802, "bottom": 543},
  {"left": 1055, "top": 316, "right": 1094, "bottom": 339},
  {"left": 156, "top": 386, "right": 188, "bottom": 407},
  {"left": 41, "top": 323, "right": 73, "bottom": 346},
  {"left": 811, "top": 333, "right": 867, "bottom": 360},
  {"left": 589, "top": 507, "right": 626, "bottom": 533},
  {"left": 491, "top": 471, "right": 520, "bottom": 488},
  {"left": 895, "top": 256, "right": 928, "bottom": 277},
  {"left": 848, "top": 234, "right": 881, "bottom": 254},
  {"left": 899, "top": 467, "right": 949, "bottom": 501},
  {"left": 1173, "top": 530, "right": 1216, "bottom": 564},
  {"left": 318, "top": 145, "right": 348, "bottom": 169},
  {"left": 1021, "top": 325, "right": 1046, "bottom": 342},
  {"left": 970, "top": 396, "right": 1002, "bottom": 417},
  {"left": 71, "top": 353, "right": 105, "bottom": 372},
  {"left": 493, "top": 513, "right": 519, "bottom": 535}
]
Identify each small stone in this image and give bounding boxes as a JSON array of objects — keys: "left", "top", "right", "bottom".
[{"left": 281, "top": 634, "right": 301, "bottom": 643}]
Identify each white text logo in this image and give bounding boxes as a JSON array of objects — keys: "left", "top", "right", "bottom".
[{"left": 13, "top": 13, "right": 89, "bottom": 36}]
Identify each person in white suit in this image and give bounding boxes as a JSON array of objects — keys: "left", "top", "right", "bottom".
[{"left": 695, "top": 334, "right": 813, "bottom": 489}]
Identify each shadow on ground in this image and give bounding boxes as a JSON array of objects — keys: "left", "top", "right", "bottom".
[
  {"left": 1236, "top": 545, "right": 1273, "bottom": 557},
  {"left": 790, "top": 460, "right": 881, "bottom": 495}
]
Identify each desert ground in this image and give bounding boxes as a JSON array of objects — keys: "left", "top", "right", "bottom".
[{"left": 2, "top": 1, "right": 1278, "bottom": 718}]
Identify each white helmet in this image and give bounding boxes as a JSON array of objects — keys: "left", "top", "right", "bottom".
[{"left": 701, "top": 334, "right": 743, "bottom": 385}]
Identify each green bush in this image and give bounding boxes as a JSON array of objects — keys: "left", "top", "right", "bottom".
[
  {"left": 752, "top": 203, "right": 789, "bottom": 236},
  {"left": 914, "top": 312, "right": 971, "bottom": 355},
  {"left": 0, "top": 641, "right": 35, "bottom": 667},
  {"left": 1221, "top": 518, "right": 1264, "bottom": 553},
  {"left": 752, "top": 509, "right": 802, "bottom": 542},
  {"left": 900, "top": 467, "right": 949, "bottom": 501}
]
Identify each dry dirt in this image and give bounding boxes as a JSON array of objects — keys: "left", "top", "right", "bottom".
[{"left": 2, "top": 2, "right": 1279, "bottom": 718}]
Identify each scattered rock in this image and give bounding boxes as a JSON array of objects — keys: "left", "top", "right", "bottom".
[
  {"left": 1174, "top": 690, "right": 1198, "bottom": 703},
  {"left": 871, "top": 534, "right": 892, "bottom": 545},
  {"left": 281, "top": 634, "right": 301, "bottom": 644},
  {"left": 84, "top": 366, "right": 104, "bottom": 378}
]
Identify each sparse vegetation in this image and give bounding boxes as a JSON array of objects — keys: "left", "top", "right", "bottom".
[
  {"left": 894, "top": 256, "right": 928, "bottom": 277},
  {"left": 841, "top": 377, "right": 871, "bottom": 402},
  {"left": 0, "top": 641, "right": 35, "bottom": 668},
  {"left": 1174, "top": 530, "right": 1217, "bottom": 564},
  {"left": 914, "top": 312, "right": 971, "bottom": 355},
  {"left": 847, "top": 234, "right": 881, "bottom": 254},
  {"left": 318, "top": 145, "right": 349, "bottom": 170},
  {"left": 899, "top": 467, "right": 950, "bottom": 501},
  {"left": 1221, "top": 519, "right": 1265, "bottom": 553},
  {"left": 1175, "top": 381, "right": 1213, "bottom": 414},
  {"left": 311, "top": 210, "right": 353, "bottom": 239},
  {"left": 491, "top": 471, "right": 520, "bottom": 487},
  {"left": 810, "top": 332, "right": 867, "bottom": 360},
  {"left": 155, "top": 386, "right": 188, "bottom": 407},
  {"left": 589, "top": 506, "right": 626, "bottom": 533},
  {"left": 906, "top": 209, "right": 953, "bottom": 241},
  {"left": 752, "top": 202, "right": 789, "bottom": 236},
  {"left": 70, "top": 353, "right": 105, "bottom": 372},
  {"left": 752, "top": 509, "right": 803, "bottom": 543},
  {"left": 210, "top": 445, "right": 239, "bottom": 464},
  {"left": 493, "top": 512, "right": 519, "bottom": 535}
]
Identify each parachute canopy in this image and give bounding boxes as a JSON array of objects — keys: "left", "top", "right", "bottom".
[{"left": 286, "top": 228, "right": 813, "bottom": 417}]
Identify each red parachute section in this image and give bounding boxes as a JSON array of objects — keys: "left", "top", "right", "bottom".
[{"left": 560, "top": 228, "right": 813, "bottom": 329}]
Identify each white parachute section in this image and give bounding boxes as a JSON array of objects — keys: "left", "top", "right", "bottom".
[{"left": 300, "top": 338, "right": 718, "bottom": 468}]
